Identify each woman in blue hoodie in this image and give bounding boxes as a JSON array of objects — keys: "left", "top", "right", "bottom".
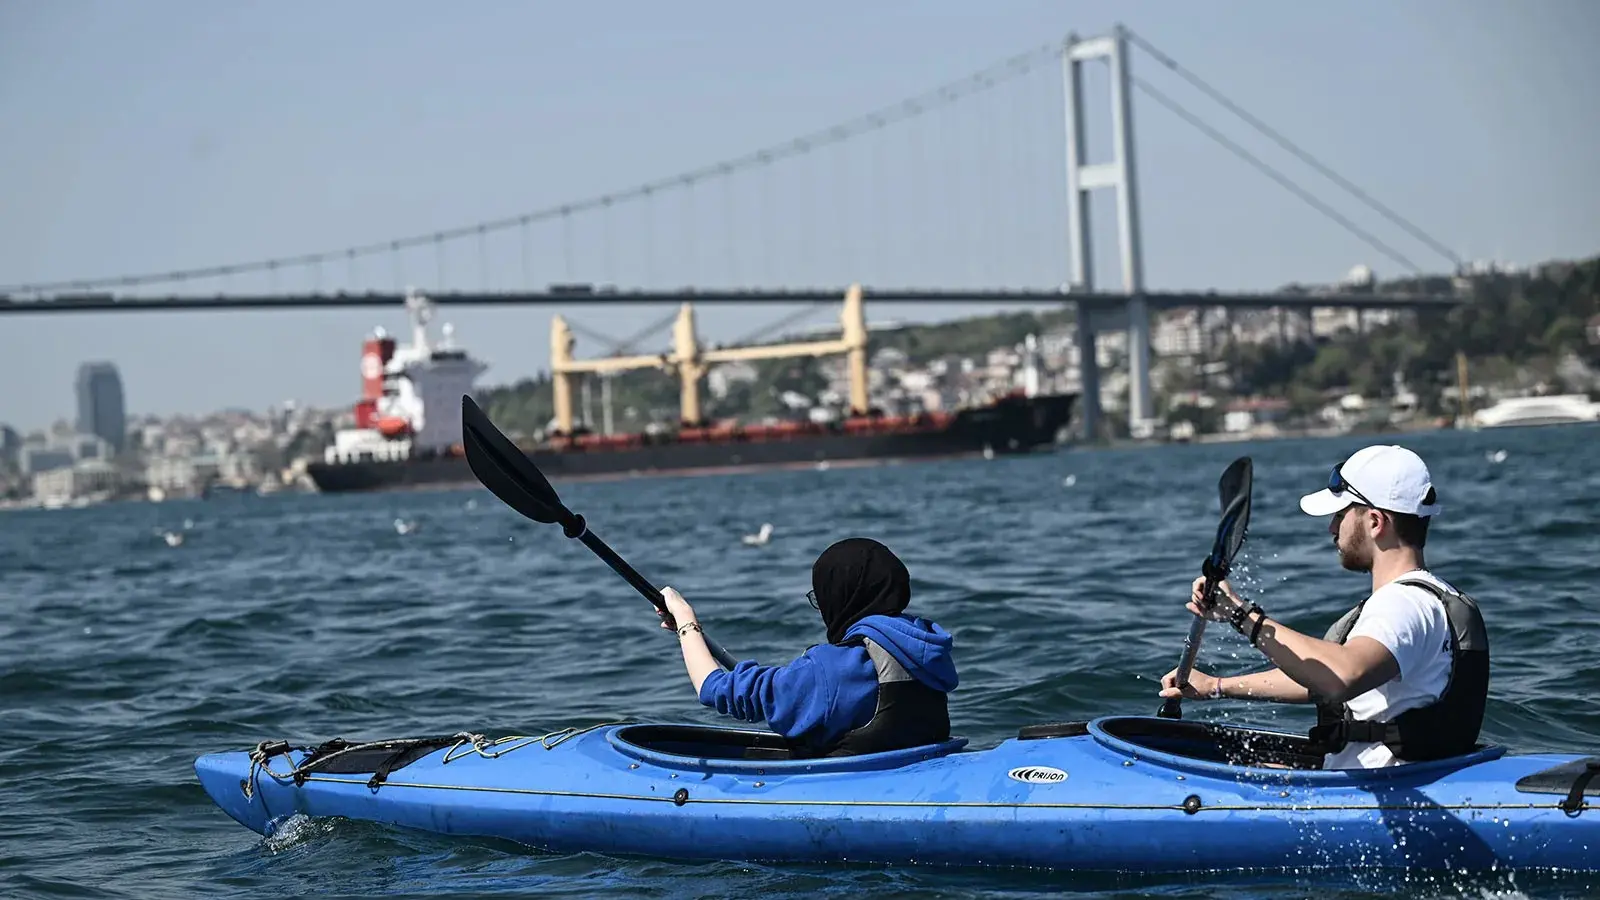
[{"left": 657, "top": 537, "right": 959, "bottom": 756}]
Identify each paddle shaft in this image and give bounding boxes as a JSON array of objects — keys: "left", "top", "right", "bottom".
[
  {"left": 576, "top": 528, "right": 740, "bottom": 671},
  {"left": 1157, "top": 457, "right": 1252, "bottom": 721},
  {"left": 1158, "top": 576, "right": 1223, "bottom": 718},
  {"left": 460, "top": 395, "right": 743, "bottom": 672}
]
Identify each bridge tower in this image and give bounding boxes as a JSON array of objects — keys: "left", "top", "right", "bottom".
[{"left": 1063, "top": 26, "right": 1153, "bottom": 440}]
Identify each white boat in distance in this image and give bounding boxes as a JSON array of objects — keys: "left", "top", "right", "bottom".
[{"left": 1472, "top": 393, "right": 1599, "bottom": 428}]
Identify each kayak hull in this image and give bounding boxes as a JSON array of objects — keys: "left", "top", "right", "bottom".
[{"left": 195, "top": 716, "right": 1599, "bottom": 872}]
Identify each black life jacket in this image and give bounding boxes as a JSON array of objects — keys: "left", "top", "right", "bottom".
[
  {"left": 1309, "top": 576, "right": 1489, "bottom": 763},
  {"left": 811, "top": 636, "right": 950, "bottom": 758}
]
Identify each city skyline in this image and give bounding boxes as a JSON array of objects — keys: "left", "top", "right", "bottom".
[
  {"left": 4, "top": 356, "right": 316, "bottom": 438},
  {"left": 2, "top": 0, "right": 1598, "bottom": 430}
]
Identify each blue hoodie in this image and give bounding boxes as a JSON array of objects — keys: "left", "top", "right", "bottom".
[{"left": 696, "top": 613, "right": 958, "bottom": 747}]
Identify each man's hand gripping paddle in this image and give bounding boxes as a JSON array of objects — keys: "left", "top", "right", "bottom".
[{"left": 1157, "top": 456, "right": 1253, "bottom": 719}]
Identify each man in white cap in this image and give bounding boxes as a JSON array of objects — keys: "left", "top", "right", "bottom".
[{"left": 1159, "top": 445, "right": 1489, "bottom": 769}]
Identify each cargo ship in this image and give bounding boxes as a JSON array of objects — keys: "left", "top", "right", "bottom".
[{"left": 306, "top": 288, "right": 1077, "bottom": 493}]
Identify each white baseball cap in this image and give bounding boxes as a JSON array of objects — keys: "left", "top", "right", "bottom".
[{"left": 1299, "top": 444, "right": 1443, "bottom": 518}]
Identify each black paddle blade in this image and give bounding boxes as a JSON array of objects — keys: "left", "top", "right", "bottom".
[
  {"left": 459, "top": 394, "right": 743, "bottom": 671},
  {"left": 1210, "top": 457, "right": 1254, "bottom": 570},
  {"left": 461, "top": 395, "right": 568, "bottom": 526}
]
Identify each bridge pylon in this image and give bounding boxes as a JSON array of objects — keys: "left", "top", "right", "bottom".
[{"left": 1064, "top": 25, "right": 1153, "bottom": 440}]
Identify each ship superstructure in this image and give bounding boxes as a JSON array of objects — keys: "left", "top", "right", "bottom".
[{"left": 323, "top": 290, "right": 487, "bottom": 466}]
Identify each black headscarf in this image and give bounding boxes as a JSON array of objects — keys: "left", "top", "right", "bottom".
[{"left": 813, "top": 537, "right": 912, "bottom": 644}]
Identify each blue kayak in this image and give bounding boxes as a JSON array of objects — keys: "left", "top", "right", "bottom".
[{"left": 195, "top": 715, "right": 1598, "bottom": 873}]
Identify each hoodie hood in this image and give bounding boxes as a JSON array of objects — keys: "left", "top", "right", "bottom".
[{"left": 843, "top": 613, "right": 958, "bottom": 693}]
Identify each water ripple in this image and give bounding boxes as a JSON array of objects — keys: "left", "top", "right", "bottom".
[{"left": 2, "top": 423, "right": 1598, "bottom": 898}]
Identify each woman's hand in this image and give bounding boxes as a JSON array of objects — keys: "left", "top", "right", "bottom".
[
  {"left": 658, "top": 586, "right": 698, "bottom": 633},
  {"left": 658, "top": 586, "right": 718, "bottom": 695}
]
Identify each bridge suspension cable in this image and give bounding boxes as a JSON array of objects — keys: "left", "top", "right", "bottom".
[
  {"left": 4, "top": 27, "right": 1465, "bottom": 298},
  {"left": 1132, "top": 75, "right": 1426, "bottom": 276},
  {"left": 2, "top": 42, "right": 1060, "bottom": 295},
  {"left": 1124, "top": 28, "right": 1462, "bottom": 270}
]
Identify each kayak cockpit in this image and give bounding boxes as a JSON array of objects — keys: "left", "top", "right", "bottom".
[
  {"left": 606, "top": 723, "right": 968, "bottom": 773},
  {"left": 1073, "top": 716, "right": 1505, "bottom": 781},
  {"left": 1096, "top": 716, "right": 1329, "bottom": 769}
]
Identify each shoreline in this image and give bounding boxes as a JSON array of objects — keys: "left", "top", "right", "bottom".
[{"left": 1093, "top": 416, "right": 1598, "bottom": 451}]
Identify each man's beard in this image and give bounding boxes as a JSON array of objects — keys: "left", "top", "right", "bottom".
[{"left": 1337, "top": 537, "right": 1372, "bottom": 572}]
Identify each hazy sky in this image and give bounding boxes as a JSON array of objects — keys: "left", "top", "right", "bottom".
[{"left": 2, "top": 0, "right": 1596, "bottom": 431}]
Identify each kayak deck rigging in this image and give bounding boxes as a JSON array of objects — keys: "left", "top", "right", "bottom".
[{"left": 243, "top": 722, "right": 624, "bottom": 795}]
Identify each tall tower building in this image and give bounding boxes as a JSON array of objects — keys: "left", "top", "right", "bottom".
[
  {"left": 75, "top": 362, "right": 126, "bottom": 453},
  {"left": 0, "top": 423, "right": 19, "bottom": 466}
]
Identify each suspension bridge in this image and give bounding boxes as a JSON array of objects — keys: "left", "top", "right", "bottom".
[{"left": 0, "top": 25, "right": 1465, "bottom": 439}]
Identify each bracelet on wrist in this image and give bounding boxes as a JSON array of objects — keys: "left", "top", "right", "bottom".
[
  {"left": 1209, "top": 677, "right": 1225, "bottom": 700},
  {"left": 1228, "top": 600, "right": 1259, "bottom": 631},
  {"left": 1248, "top": 610, "right": 1267, "bottom": 647},
  {"left": 676, "top": 621, "right": 703, "bottom": 638}
]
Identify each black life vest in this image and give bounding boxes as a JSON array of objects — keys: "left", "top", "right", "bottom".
[
  {"left": 1309, "top": 576, "right": 1489, "bottom": 763},
  {"left": 811, "top": 636, "right": 951, "bottom": 758}
]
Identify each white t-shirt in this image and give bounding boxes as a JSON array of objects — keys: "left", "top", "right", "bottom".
[{"left": 1322, "top": 569, "right": 1456, "bottom": 770}]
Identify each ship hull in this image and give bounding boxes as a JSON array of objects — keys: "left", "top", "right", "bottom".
[{"left": 307, "top": 393, "right": 1076, "bottom": 493}]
